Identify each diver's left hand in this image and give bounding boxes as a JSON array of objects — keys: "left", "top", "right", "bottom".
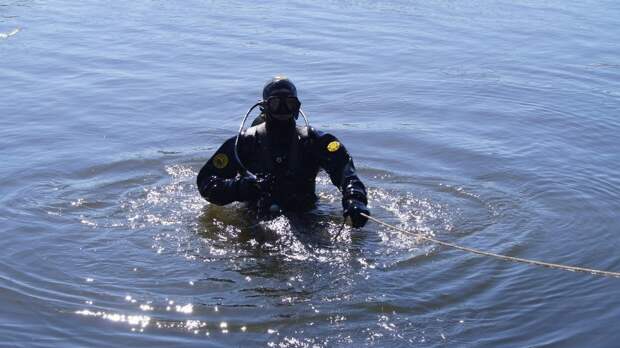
[{"left": 343, "top": 199, "right": 370, "bottom": 228}]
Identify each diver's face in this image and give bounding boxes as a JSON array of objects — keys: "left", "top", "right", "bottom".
[{"left": 265, "top": 90, "right": 300, "bottom": 121}]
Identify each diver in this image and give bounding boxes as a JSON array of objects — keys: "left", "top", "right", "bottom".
[{"left": 197, "top": 76, "right": 369, "bottom": 228}]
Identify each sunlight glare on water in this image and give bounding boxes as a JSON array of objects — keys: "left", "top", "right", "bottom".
[{"left": 1, "top": 0, "right": 620, "bottom": 347}]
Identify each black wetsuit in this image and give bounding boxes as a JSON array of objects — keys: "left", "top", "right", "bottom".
[{"left": 197, "top": 119, "right": 367, "bottom": 213}]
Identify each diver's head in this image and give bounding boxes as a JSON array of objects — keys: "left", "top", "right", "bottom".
[{"left": 262, "top": 75, "right": 300, "bottom": 123}]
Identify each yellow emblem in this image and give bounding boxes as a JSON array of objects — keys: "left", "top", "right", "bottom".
[
  {"left": 213, "top": 153, "right": 229, "bottom": 169},
  {"left": 327, "top": 141, "right": 341, "bottom": 152}
]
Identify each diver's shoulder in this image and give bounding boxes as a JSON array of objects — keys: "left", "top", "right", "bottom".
[
  {"left": 307, "top": 127, "right": 339, "bottom": 143},
  {"left": 243, "top": 122, "right": 267, "bottom": 137},
  {"left": 237, "top": 124, "right": 266, "bottom": 148},
  {"left": 209, "top": 136, "right": 237, "bottom": 156},
  {"left": 217, "top": 128, "right": 255, "bottom": 151},
  {"left": 297, "top": 126, "right": 329, "bottom": 139},
  {"left": 299, "top": 127, "right": 345, "bottom": 154}
]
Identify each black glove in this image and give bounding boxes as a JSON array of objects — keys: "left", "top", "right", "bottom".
[
  {"left": 236, "top": 176, "right": 262, "bottom": 202},
  {"left": 343, "top": 199, "right": 370, "bottom": 228}
]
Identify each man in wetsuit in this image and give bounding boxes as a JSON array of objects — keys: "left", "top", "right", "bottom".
[{"left": 197, "top": 76, "right": 369, "bottom": 228}]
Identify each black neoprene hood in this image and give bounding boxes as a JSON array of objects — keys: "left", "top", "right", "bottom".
[{"left": 262, "top": 76, "right": 297, "bottom": 99}]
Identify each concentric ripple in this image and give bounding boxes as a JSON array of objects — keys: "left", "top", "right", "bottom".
[{"left": 23, "top": 154, "right": 506, "bottom": 348}]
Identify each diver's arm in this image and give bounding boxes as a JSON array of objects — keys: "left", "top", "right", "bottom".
[
  {"left": 197, "top": 137, "right": 243, "bottom": 205},
  {"left": 313, "top": 131, "right": 368, "bottom": 206},
  {"left": 313, "top": 131, "right": 369, "bottom": 227}
]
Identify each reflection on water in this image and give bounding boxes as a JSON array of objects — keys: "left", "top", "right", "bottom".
[
  {"left": 3, "top": 0, "right": 620, "bottom": 346},
  {"left": 64, "top": 161, "right": 478, "bottom": 346}
]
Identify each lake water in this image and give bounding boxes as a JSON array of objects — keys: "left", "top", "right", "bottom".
[{"left": 1, "top": 1, "right": 620, "bottom": 347}]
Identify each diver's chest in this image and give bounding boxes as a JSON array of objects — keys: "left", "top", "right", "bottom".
[{"left": 246, "top": 140, "right": 318, "bottom": 177}]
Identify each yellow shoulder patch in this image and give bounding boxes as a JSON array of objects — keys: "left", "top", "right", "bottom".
[
  {"left": 212, "top": 153, "right": 229, "bottom": 169},
  {"left": 327, "top": 140, "right": 341, "bottom": 152}
]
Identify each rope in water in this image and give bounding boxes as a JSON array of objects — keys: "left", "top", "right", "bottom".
[{"left": 361, "top": 213, "right": 620, "bottom": 278}]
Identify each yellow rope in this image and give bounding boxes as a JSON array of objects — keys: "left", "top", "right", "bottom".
[{"left": 361, "top": 213, "right": 620, "bottom": 278}]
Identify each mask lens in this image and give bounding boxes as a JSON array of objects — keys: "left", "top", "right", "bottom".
[
  {"left": 285, "top": 97, "right": 300, "bottom": 112},
  {"left": 265, "top": 96, "right": 300, "bottom": 119},
  {"left": 266, "top": 97, "right": 281, "bottom": 112}
]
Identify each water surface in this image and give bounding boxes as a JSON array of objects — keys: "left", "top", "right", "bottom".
[{"left": 1, "top": 1, "right": 620, "bottom": 347}]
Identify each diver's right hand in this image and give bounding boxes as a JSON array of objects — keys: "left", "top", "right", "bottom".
[{"left": 236, "top": 176, "right": 261, "bottom": 202}]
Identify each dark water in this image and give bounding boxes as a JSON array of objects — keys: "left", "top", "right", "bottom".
[{"left": 2, "top": 1, "right": 620, "bottom": 347}]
